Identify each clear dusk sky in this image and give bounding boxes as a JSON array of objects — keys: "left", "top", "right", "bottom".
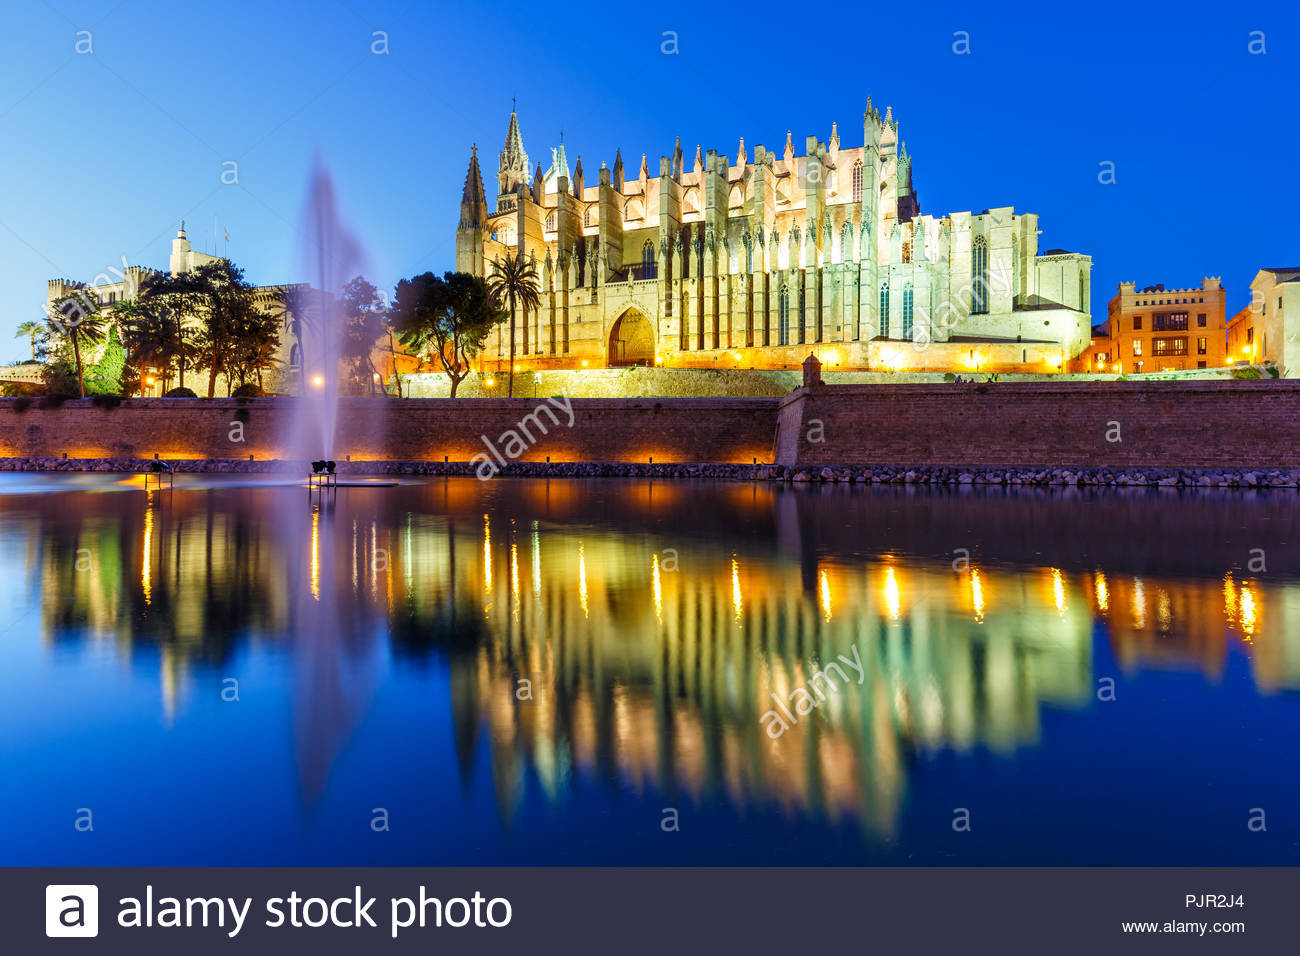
[{"left": 1, "top": 0, "right": 1297, "bottom": 363}]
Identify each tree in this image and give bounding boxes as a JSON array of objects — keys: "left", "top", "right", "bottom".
[
  {"left": 84, "top": 324, "right": 127, "bottom": 394},
  {"left": 339, "top": 276, "right": 391, "bottom": 396},
  {"left": 15, "top": 320, "right": 44, "bottom": 361},
  {"left": 180, "top": 260, "right": 276, "bottom": 397},
  {"left": 486, "top": 252, "right": 540, "bottom": 398},
  {"left": 391, "top": 272, "right": 505, "bottom": 398},
  {"left": 45, "top": 290, "right": 107, "bottom": 398},
  {"left": 131, "top": 271, "right": 200, "bottom": 389}
]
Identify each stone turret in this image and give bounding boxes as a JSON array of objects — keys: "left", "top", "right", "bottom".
[
  {"left": 456, "top": 145, "right": 488, "bottom": 276},
  {"left": 496, "top": 109, "right": 530, "bottom": 206}
]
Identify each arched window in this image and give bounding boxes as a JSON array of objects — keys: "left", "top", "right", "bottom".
[
  {"left": 729, "top": 185, "right": 743, "bottom": 208},
  {"left": 879, "top": 281, "right": 890, "bottom": 338},
  {"left": 584, "top": 206, "right": 594, "bottom": 227},
  {"left": 841, "top": 222, "right": 853, "bottom": 262},
  {"left": 641, "top": 240, "right": 656, "bottom": 279},
  {"left": 544, "top": 212, "right": 555, "bottom": 232},
  {"left": 902, "top": 240, "right": 912, "bottom": 264},
  {"left": 778, "top": 284, "right": 790, "bottom": 345},
  {"left": 971, "top": 235, "right": 989, "bottom": 315},
  {"left": 902, "top": 283, "right": 914, "bottom": 340},
  {"left": 852, "top": 161, "right": 863, "bottom": 203}
]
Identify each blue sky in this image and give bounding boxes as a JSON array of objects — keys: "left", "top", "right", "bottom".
[{"left": 2, "top": 0, "right": 1297, "bottom": 362}]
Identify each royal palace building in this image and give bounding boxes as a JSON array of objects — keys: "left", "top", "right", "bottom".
[{"left": 457, "top": 102, "right": 1094, "bottom": 374}]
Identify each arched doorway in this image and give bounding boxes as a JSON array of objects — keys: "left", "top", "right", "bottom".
[{"left": 608, "top": 309, "right": 655, "bottom": 367}]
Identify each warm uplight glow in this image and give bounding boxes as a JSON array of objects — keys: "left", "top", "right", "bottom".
[
  {"left": 970, "top": 569, "right": 985, "bottom": 622},
  {"left": 531, "top": 522, "right": 541, "bottom": 598},
  {"left": 311, "top": 374, "right": 325, "bottom": 388},
  {"left": 1052, "top": 568, "right": 1066, "bottom": 615},
  {"left": 485, "top": 377, "right": 496, "bottom": 388},
  {"left": 577, "top": 543, "right": 589, "bottom": 618},
  {"left": 1094, "top": 572, "right": 1109, "bottom": 612},
  {"left": 581, "top": 360, "right": 589, "bottom": 367},
  {"left": 1223, "top": 573, "right": 1237, "bottom": 621},
  {"left": 146, "top": 376, "right": 156, "bottom": 386},
  {"left": 510, "top": 542, "right": 520, "bottom": 619},
  {"left": 1132, "top": 578, "right": 1147, "bottom": 629},
  {"left": 883, "top": 567, "right": 900, "bottom": 620},
  {"left": 513, "top": 365, "right": 520, "bottom": 372},
  {"left": 819, "top": 569, "right": 832, "bottom": 621},
  {"left": 482, "top": 514, "right": 492, "bottom": 593}
]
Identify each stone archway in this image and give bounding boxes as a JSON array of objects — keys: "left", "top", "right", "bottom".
[{"left": 608, "top": 309, "right": 655, "bottom": 367}]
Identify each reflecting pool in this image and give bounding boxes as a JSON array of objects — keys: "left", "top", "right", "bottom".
[{"left": 2, "top": 476, "right": 1298, "bottom": 865}]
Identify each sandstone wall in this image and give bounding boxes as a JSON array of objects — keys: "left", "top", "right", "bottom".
[
  {"left": 774, "top": 380, "right": 1300, "bottom": 469},
  {"left": 0, "top": 397, "right": 778, "bottom": 465}
]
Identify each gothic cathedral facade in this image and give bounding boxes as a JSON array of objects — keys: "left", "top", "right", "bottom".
[{"left": 456, "top": 102, "right": 1093, "bottom": 375}]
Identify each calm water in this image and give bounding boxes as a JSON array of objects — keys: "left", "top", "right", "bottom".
[{"left": 1, "top": 476, "right": 1298, "bottom": 865}]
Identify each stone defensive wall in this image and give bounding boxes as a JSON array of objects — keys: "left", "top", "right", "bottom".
[
  {"left": 2, "top": 380, "right": 1299, "bottom": 471},
  {"left": 0, "top": 397, "right": 778, "bottom": 465},
  {"left": 773, "top": 379, "right": 1300, "bottom": 469}
]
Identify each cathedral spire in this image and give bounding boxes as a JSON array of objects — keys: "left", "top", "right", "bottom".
[
  {"left": 672, "top": 136, "right": 683, "bottom": 181},
  {"left": 829, "top": 122, "right": 839, "bottom": 152},
  {"left": 737, "top": 136, "right": 747, "bottom": 168},
  {"left": 612, "top": 148, "right": 624, "bottom": 192},
  {"left": 783, "top": 130, "right": 794, "bottom": 165},
  {"left": 497, "top": 108, "right": 530, "bottom": 198},
  {"left": 693, "top": 144, "right": 703, "bottom": 176},
  {"left": 459, "top": 144, "right": 487, "bottom": 230},
  {"left": 573, "top": 155, "right": 584, "bottom": 197}
]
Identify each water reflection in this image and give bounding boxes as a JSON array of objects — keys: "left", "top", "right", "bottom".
[{"left": 6, "top": 479, "right": 1300, "bottom": 849}]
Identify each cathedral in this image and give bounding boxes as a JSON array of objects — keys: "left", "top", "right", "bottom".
[{"left": 457, "top": 102, "right": 1093, "bottom": 375}]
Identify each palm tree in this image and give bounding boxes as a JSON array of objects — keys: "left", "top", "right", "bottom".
[
  {"left": 46, "top": 292, "right": 107, "bottom": 397},
  {"left": 486, "top": 251, "right": 540, "bottom": 398},
  {"left": 14, "top": 320, "right": 43, "bottom": 361}
]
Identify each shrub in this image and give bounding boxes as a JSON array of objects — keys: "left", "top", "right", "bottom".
[
  {"left": 231, "top": 383, "right": 262, "bottom": 398},
  {"left": 90, "top": 393, "right": 122, "bottom": 410},
  {"left": 165, "top": 386, "right": 198, "bottom": 398},
  {"left": 10, "top": 397, "right": 33, "bottom": 413},
  {"left": 39, "top": 394, "right": 71, "bottom": 409},
  {"left": 1231, "top": 366, "right": 1262, "bottom": 380},
  {"left": 941, "top": 372, "right": 956, "bottom": 383}
]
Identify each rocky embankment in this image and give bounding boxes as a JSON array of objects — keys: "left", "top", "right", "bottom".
[{"left": 2, "top": 457, "right": 1299, "bottom": 489}]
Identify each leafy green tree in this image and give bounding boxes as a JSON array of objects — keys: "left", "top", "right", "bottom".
[
  {"left": 84, "top": 324, "right": 126, "bottom": 394},
  {"left": 45, "top": 290, "right": 107, "bottom": 397},
  {"left": 486, "top": 252, "right": 540, "bottom": 398},
  {"left": 391, "top": 272, "right": 504, "bottom": 398},
  {"left": 15, "top": 320, "right": 44, "bottom": 361}
]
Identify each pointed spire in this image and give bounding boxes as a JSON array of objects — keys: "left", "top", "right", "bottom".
[
  {"left": 783, "top": 130, "right": 794, "bottom": 164},
  {"left": 693, "top": 143, "right": 703, "bottom": 176},
  {"left": 829, "top": 122, "right": 839, "bottom": 151},
  {"left": 737, "top": 136, "right": 747, "bottom": 168},
  {"left": 573, "top": 155, "right": 584, "bottom": 197},
  {"left": 532, "top": 161, "right": 544, "bottom": 203},
  {"left": 672, "top": 136, "right": 683, "bottom": 181},
  {"left": 885, "top": 105, "right": 894, "bottom": 128},
  {"left": 640, "top": 152, "right": 649, "bottom": 181},
  {"left": 497, "top": 108, "right": 530, "bottom": 197},
  {"left": 459, "top": 144, "right": 487, "bottom": 230},
  {"left": 612, "top": 148, "right": 624, "bottom": 192}
]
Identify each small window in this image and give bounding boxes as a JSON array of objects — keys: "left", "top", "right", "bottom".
[
  {"left": 1197, "top": 361, "right": 1206, "bottom": 368},
  {"left": 1197, "top": 313, "right": 1206, "bottom": 327},
  {"left": 1197, "top": 337, "right": 1207, "bottom": 355},
  {"left": 1133, "top": 339, "right": 1142, "bottom": 357},
  {"left": 1132, "top": 316, "right": 1142, "bottom": 330}
]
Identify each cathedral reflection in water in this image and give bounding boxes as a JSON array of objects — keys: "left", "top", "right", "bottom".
[{"left": 15, "top": 477, "right": 1300, "bottom": 840}]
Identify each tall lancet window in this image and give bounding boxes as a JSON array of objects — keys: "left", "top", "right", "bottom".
[
  {"left": 971, "top": 235, "right": 989, "bottom": 315},
  {"left": 879, "top": 281, "right": 890, "bottom": 338},
  {"left": 852, "top": 161, "right": 863, "bottom": 204},
  {"left": 778, "top": 284, "right": 790, "bottom": 345},
  {"left": 902, "top": 283, "right": 914, "bottom": 340},
  {"left": 642, "top": 240, "right": 656, "bottom": 279}
]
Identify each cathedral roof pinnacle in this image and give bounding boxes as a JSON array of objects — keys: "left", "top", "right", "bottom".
[
  {"left": 737, "top": 136, "right": 747, "bottom": 167},
  {"left": 459, "top": 144, "right": 487, "bottom": 228}
]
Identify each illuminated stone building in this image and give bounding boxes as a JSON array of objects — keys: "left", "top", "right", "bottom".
[
  {"left": 44, "top": 223, "right": 307, "bottom": 395},
  {"left": 1225, "top": 268, "right": 1300, "bottom": 375},
  {"left": 457, "top": 104, "right": 1093, "bottom": 376},
  {"left": 1077, "top": 278, "right": 1227, "bottom": 374}
]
